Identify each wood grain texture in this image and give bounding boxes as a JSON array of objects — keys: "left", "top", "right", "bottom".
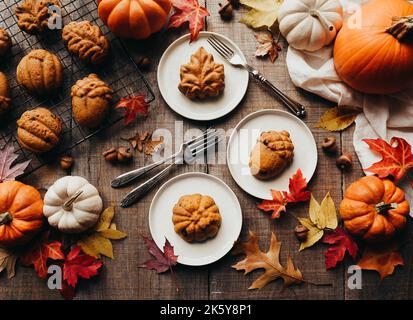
[{"left": 0, "top": 0, "right": 412, "bottom": 300}]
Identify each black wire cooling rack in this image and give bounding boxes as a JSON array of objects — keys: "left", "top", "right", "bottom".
[{"left": 0, "top": 0, "right": 155, "bottom": 175}]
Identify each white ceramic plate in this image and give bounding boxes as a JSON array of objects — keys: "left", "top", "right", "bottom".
[
  {"left": 149, "top": 172, "right": 243, "bottom": 266},
  {"left": 157, "top": 31, "right": 249, "bottom": 121},
  {"left": 227, "top": 109, "right": 318, "bottom": 200}
]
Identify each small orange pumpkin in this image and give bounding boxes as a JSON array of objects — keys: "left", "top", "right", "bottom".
[
  {"left": 340, "top": 176, "right": 410, "bottom": 243},
  {"left": 97, "top": 0, "right": 172, "bottom": 40},
  {"left": 0, "top": 181, "right": 44, "bottom": 247},
  {"left": 334, "top": 0, "right": 413, "bottom": 94}
]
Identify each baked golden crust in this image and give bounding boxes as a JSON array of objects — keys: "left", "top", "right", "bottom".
[
  {"left": 0, "top": 28, "right": 12, "bottom": 57},
  {"left": 15, "top": 0, "right": 61, "bottom": 35},
  {"left": 0, "top": 72, "right": 11, "bottom": 115},
  {"left": 249, "top": 130, "right": 294, "bottom": 180},
  {"left": 17, "top": 107, "right": 62, "bottom": 153},
  {"left": 71, "top": 73, "right": 113, "bottom": 128},
  {"left": 172, "top": 194, "right": 222, "bottom": 243},
  {"left": 178, "top": 47, "right": 225, "bottom": 99},
  {"left": 17, "top": 49, "right": 63, "bottom": 95},
  {"left": 62, "top": 21, "right": 110, "bottom": 65}
]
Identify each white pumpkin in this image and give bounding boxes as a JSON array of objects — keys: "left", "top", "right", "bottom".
[
  {"left": 43, "top": 176, "right": 103, "bottom": 233},
  {"left": 278, "top": 0, "right": 343, "bottom": 52}
]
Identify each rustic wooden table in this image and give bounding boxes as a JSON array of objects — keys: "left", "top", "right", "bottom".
[{"left": 1, "top": 1, "right": 412, "bottom": 300}]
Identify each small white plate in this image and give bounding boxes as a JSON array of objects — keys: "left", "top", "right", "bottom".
[
  {"left": 227, "top": 109, "right": 318, "bottom": 200},
  {"left": 157, "top": 31, "right": 249, "bottom": 121},
  {"left": 149, "top": 172, "right": 243, "bottom": 266}
]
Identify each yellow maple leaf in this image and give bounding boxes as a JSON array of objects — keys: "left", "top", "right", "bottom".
[
  {"left": 315, "top": 107, "right": 360, "bottom": 132},
  {"left": 78, "top": 206, "right": 127, "bottom": 259},
  {"left": 240, "top": 0, "right": 284, "bottom": 30}
]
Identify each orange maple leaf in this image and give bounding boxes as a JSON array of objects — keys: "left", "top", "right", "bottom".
[
  {"left": 357, "top": 243, "right": 404, "bottom": 280},
  {"left": 364, "top": 137, "right": 413, "bottom": 183}
]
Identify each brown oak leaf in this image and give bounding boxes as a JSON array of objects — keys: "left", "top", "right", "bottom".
[
  {"left": 0, "top": 145, "right": 31, "bottom": 183},
  {"left": 233, "top": 230, "right": 303, "bottom": 289}
]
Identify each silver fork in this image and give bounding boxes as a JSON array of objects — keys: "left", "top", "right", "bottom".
[
  {"left": 117, "top": 129, "right": 223, "bottom": 207},
  {"left": 207, "top": 35, "right": 306, "bottom": 118}
]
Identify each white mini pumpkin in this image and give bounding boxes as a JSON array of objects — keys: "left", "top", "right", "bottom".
[
  {"left": 43, "top": 176, "right": 103, "bottom": 233},
  {"left": 278, "top": 0, "right": 344, "bottom": 52}
]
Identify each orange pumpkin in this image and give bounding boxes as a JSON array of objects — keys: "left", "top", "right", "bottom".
[
  {"left": 97, "top": 0, "right": 172, "bottom": 40},
  {"left": 340, "top": 176, "right": 410, "bottom": 243},
  {"left": 0, "top": 181, "right": 44, "bottom": 247},
  {"left": 334, "top": 0, "right": 413, "bottom": 94}
]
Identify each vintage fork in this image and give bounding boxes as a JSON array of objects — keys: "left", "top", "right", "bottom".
[
  {"left": 207, "top": 35, "right": 306, "bottom": 118},
  {"left": 116, "top": 129, "right": 223, "bottom": 207}
]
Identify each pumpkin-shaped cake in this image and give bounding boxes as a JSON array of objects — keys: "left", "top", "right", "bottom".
[
  {"left": 71, "top": 73, "right": 113, "bottom": 128},
  {"left": 340, "top": 176, "right": 410, "bottom": 243},
  {"left": 62, "top": 21, "right": 110, "bottom": 65},
  {"left": 0, "top": 28, "right": 12, "bottom": 56},
  {"left": 172, "top": 194, "right": 222, "bottom": 243},
  {"left": 17, "top": 107, "right": 62, "bottom": 153},
  {"left": 0, "top": 72, "right": 11, "bottom": 115},
  {"left": 15, "top": 0, "right": 61, "bottom": 34},
  {"left": 0, "top": 181, "right": 44, "bottom": 247},
  {"left": 179, "top": 47, "right": 225, "bottom": 99},
  {"left": 249, "top": 130, "right": 294, "bottom": 180},
  {"left": 17, "top": 49, "right": 63, "bottom": 96}
]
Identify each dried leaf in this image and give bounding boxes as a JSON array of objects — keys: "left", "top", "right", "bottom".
[
  {"left": 20, "top": 231, "right": 65, "bottom": 279},
  {"left": 315, "top": 107, "right": 360, "bottom": 132},
  {"left": 78, "top": 206, "right": 127, "bottom": 259},
  {"left": 115, "top": 95, "right": 149, "bottom": 126},
  {"left": 0, "top": 145, "right": 31, "bottom": 183},
  {"left": 168, "top": 0, "right": 209, "bottom": 43},
  {"left": 0, "top": 247, "right": 18, "bottom": 279},
  {"left": 240, "top": 0, "right": 283, "bottom": 30},
  {"left": 298, "top": 218, "right": 324, "bottom": 251},
  {"left": 255, "top": 31, "right": 281, "bottom": 63},
  {"left": 144, "top": 136, "right": 164, "bottom": 156},
  {"left": 363, "top": 137, "right": 413, "bottom": 182},
  {"left": 123, "top": 131, "right": 151, "bottom": 151},
  {"left": 357, "top": 243, "right": 403, "bottom": 280},
  {"left": 139, "top": 236, "right": 178, "bottom": 273},
  {"left": 233, "top": 230, "right": 303, "bottom": 289},
  {"left": 323, "top": 227, "right": 358, "bottom": 269},
  {"left": 308, "top": 194, "right": 321, "bottom": 227}
]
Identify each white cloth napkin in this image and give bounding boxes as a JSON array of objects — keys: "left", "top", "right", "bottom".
[{"left": 284, "top": 0, "right": 413, "bottom": 212}]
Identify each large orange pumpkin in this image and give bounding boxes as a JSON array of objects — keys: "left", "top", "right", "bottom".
[
  {"left": 0, "top": 181, "right": 44, "bottom": 247},
  {"left": 340, "top": 176, "right": 410, "bottom": 243},
  {"left": 97, "top": 0, "right": 172, "bottom": 40},
  {"left": 334, "top": 0, "right": 413, "bottom": 94}
]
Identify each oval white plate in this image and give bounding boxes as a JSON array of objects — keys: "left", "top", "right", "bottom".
[
  {"left": 149, "top": 172, "right": 243, "bottom": 266},
  {"left": 157, "top": 31, "right": 249, "bottom": 121},
  {"left": 227, "top": 109, "right": 318, "bottom": 200}
]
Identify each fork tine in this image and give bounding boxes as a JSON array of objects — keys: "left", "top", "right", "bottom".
[
  {"left": 186, "top": 128, "right": 215, "bottom": 145},
  {"left": 188, "top": 131, "right": 219, "bottom": 151},
  {"left": 207, "top": 38, "right": 231, "bottom": 60},
  {"left": 210, "top": 35, "right": 234, "bottom": 55},
  {"left": 208, "top": 36, "right": 232, "bottom": 58},
  {"left": 192, "top": 135, "right": 225, "bottom": 156}
]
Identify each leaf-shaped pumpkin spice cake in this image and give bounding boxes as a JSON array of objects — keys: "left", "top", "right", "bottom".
[{"left": 178, "top": 47, "right": 225, "bottom": 99}]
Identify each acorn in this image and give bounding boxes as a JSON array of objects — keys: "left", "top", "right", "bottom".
[{"left": 294, "top": 225, "right": 309, "bottom": 241}]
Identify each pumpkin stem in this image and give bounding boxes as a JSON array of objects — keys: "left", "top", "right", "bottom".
[
  {"left": 387, "top": 16, "right": 413, "bottom": 42},
  {"left": 63, "top": 190, "right": 83, "bottom": 211},
  {"left": 309, "top": 9, "right": 334, "bottom": 32},
  {"left": 0, "top": 212, "right": 12, "bottom": 226},
  {"left": 375, "top": 202, "right": 397, "bottom": 214}
]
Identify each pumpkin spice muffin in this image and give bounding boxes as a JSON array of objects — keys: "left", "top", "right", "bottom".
[
  {"left": 249, "top": 130, "right": 294, "bottom": 180},
  {"left": 17, "top": 107, "right": 62, "bottom": 153},
  {"left": 172, "top": 194, "right": 222, "bottom": 243},
  {"left": 0, "top": 72, "right": 11, "bottom": 115},
  {"left": 0, "top": 28, "right": 12, "bottom": 57},
  {"left": 17, "top": 49, "right": 63, "bottom": 96}
]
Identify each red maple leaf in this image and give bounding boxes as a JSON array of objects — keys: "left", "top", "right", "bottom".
[
  {"left": 257, "top": 168, "right": 310, "bottom": 219},
  {"left": 63, "top": 246, "right": 102, "bottom": 288},
  {"left": 257, "top": 190, "right": 287, "bottom": 219},
  {"left": 59, "top": 280, "right": 76, "bottom": 300},
  {"left": 20, "top": 231, "right": 65, "bottom": 279},
  {"left": 364, "top": 137, "right": 413, "bottom": 182},
  {"left": 283, "top": 168, "right": 311, "bottom": 203},
  {"left": 139, "top": 236, "right": 178, "bottom": 273},
  {"left": 115, "top": 95, "right": 149, "bottom": 126},
  {"left": 323, "top": 227, "right": 358, "bottom": 270},
  {"left": 168, "top": 0, "right": 210, "bottom": 43}
]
